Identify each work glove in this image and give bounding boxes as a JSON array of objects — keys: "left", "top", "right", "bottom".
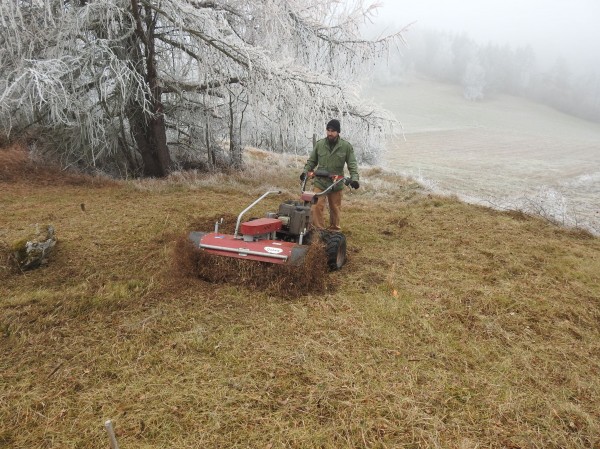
[
  {"left": 350, "top": 180, "right": 360, "bottom": 189},
  {"left": 300, "top": 172, "right": 307, "bottom": 181}
]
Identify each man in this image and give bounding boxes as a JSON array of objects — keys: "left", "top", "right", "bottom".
[{"left": 301, "top": 119, "right": 360, "bottom": 231}]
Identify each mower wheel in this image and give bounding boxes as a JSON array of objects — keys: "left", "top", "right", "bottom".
[{"left": 321, "top": 231, "right": 347, "bottom": 270}]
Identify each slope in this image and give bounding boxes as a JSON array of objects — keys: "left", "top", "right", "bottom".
[
  {"left": 366, "top": 77, "right": 600, "bottom": 234},
  {"left": 1, "top": 144, "right": 599, "bottom": 449}
]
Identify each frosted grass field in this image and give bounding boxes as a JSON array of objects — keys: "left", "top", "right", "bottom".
[{"left": 368, "top": 78, "right": 600, "bottom": 233}]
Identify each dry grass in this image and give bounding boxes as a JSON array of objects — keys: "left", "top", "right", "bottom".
[{"left": 1, "top": 143, "right": 600, "bottom": 448}]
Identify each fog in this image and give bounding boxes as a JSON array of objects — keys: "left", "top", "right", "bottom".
[
  {"left": 358, "top": 0, "right": 600, "bottom": 124},
  {"left": 373, "top": 0, "right": 600, "bottom": 73},
  {"left": 361, "top": 1, "right": 600, "bottom": 234}
]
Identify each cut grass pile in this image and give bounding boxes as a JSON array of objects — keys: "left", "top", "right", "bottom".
[{"left": 1, "top": 144, "right": 599, "bottom": 448}]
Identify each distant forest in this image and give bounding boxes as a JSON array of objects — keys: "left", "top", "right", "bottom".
[{"left": 375, "top": 29, "right": 600, "bottom": 123}]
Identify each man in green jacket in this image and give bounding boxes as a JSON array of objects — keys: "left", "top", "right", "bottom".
[{"left": 301, "top": 119, "right": 360, "bottom": 231}]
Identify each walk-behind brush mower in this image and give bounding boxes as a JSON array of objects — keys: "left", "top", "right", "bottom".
[{"left": 188, "top": 171, "right": 354, "bottom": 275}]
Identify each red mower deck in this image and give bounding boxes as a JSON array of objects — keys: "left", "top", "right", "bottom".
[{"left": 189, "top": 231, "right": 308, "bottom": 265}]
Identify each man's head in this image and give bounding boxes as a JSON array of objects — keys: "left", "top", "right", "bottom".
[{"left": 326, "top": 119, "right": 341, "bottom": 143}]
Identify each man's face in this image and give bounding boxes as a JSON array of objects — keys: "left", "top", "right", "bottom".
[{"left": 326, "top": 128, "right": 339, "bottom": 143}]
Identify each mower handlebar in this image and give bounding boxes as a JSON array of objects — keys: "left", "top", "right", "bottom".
[
  {"left": 314, "top": 175, "right": 352, "bottom": 197},
  {"left": 306, "top": 171, "right": 348, "bottom": 182},
  {"left": 301, "top": 170, "right": 354, "bottom": 193},
  {"left": 234, "top": 190, "right": 282, "bottom": 238}
]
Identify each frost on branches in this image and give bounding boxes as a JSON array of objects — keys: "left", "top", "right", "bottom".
[{"left": 0, "top": 0, "right": 404, "bottom": 177}]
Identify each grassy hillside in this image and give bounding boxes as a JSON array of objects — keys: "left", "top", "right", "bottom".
[
  {"left": 365, "top": 77, "right": 600, "bottom": 235},
  {"left": 1, "top": 144, "right": 600, "bottom": 449}
]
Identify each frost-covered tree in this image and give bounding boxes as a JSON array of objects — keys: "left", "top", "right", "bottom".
[{"left": 0, "top": 0, "right": 402, "bottom": 177}]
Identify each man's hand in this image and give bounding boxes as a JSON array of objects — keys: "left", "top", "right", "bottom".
[
  {"left": 300, "top": 172, "right": 307, "bottom": 181},
  {"left": 350, "top": 180, "right": 360, "bottom": 189}
]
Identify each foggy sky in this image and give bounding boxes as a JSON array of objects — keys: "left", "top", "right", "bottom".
[{"left": 373, "top": 0, "right": 600, "bottom": 72}]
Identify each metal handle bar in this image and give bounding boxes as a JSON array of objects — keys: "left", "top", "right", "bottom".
[
  {"left": 302, "top": 171, "right": 351, "bottom": 195},
  {"left": 314, "top": 176, "right": 351, "bottom": 196},
  {"left": 234, "top": 190, "right": 281, "bottom": 238}
]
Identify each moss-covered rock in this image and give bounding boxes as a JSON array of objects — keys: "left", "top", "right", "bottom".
[{"left": 11, "top": 224, "right": 56, "bottom": 270}]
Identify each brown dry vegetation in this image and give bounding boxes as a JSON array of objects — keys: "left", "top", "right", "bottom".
[{"left": 1, "top": 144, "right": 599, "bottom": 449}]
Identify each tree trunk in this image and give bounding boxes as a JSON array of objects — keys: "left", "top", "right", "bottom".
[
  {"left": 130, "top": 111, "right": 169, "bottom": 177},
  {"left": 136, "top": 97, "right": 170, "bottom": 178},
  {"left": 229, "top": 94, "right": 243, "bottom": 169},
  {"left": 130, "top": 0, "right": 171, "bottom": 178},
  {"left": 205, "top": 120, "right": 215, "bottom": 166}
]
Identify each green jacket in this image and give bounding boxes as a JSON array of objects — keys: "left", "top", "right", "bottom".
[{"left": 303, "top": 137, "right": 359, "bottom": 191}]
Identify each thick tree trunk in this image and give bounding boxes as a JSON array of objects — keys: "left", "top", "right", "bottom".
[
  {"left": 129, "top": 0, "right": 171, "bottom": 178},
  {"left": 130, "top": 111, "right": 169, "bottom": 178},
  {"left": 135, "top": 92, "right": 170, "bottom": 178}
]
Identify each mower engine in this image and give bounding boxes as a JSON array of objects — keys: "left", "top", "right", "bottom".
[{"left": 270, "top": 201, "right": 312, "bottom": 240}]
